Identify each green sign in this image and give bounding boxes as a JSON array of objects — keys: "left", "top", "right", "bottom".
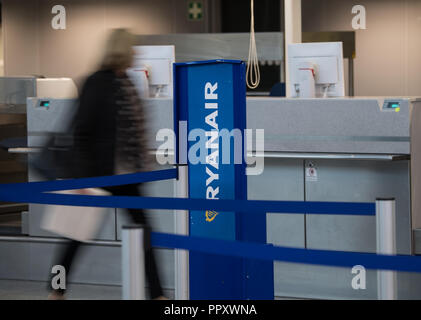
[{"left": 188, "top": 1, "right": 203, "bottom": 21}]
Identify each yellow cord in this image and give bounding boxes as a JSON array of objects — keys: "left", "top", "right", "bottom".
[{"left": 246, "top": 0, "right": 261, "bottom": 90}]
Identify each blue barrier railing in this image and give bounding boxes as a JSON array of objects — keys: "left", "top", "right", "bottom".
[
  {"left": 2, "top": 169, "right": 178, "bottom": 192},
  {"left": 0, "top": 191, "right": 376, "bottom": 216},
  {"left": 0, "top": 170, "right": 375, "bottom": 216},
  {"left": 151, "top": 232, "right": 421, "bottom": 273}
]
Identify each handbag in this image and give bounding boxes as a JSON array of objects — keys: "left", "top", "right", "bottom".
[{"left": 41, "top": 188, "right": 111, "bottom": 242}]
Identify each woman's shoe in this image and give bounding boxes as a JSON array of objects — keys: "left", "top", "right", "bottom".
[{"left": 48, "top": 292, "right": 66, "bottom": 300}]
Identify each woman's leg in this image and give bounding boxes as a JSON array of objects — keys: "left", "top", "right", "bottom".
[
  {"left": 49, "top": 240, "right": 82, "bottom": 295},
  {"left": 106, "top": 184, "right": 164, "bottom": 299}
]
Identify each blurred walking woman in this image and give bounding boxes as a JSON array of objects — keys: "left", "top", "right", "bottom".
[{"left": 49, "top": 29, "right": 164, "bottom": 299}]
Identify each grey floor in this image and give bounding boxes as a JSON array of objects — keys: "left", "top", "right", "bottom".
[
  {"left": 0, "top": 279, "right": 121, "bottom": 300},
  {"left": 0, "top": 279, "right": 176, "bottom": 300},
  {"left": 0, "top": 279, "right": 303, "bottom": 300}
]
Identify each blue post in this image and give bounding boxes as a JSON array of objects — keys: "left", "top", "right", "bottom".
[{"left": 174, "top": 60, "right": 274, "bottom": 300}]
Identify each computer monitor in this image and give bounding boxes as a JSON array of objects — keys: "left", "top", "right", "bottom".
[
  {"left": 288, "top": 42, "right": 345, "bottom": 98},
  {"left": 128, "top": 45, "right": 175, "bottom": 98}
]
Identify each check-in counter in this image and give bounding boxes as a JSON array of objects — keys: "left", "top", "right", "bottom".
[
  {"left": 250, "top": 97, "right": 421, "bottom": 299},
  {"left": 141, "top": 96, "right": 421, "bottom": 299},
  {"left": 139, "top": 96, "right": 421, "bottom": 251},
  {"left": 0, "top": 78, "right": 36, "bottom": 222},
  {"left": 22, "top": 95, "right": 421, "bottom": 299},
  {"left": 247, "top": 97, "right": 418, "bottom": 253}
]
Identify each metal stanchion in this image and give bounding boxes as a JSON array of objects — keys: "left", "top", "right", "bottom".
[
  {"left": 122, "top": 225, "right": 146, "bottom": 300},
  {"left": 376, "top": 198, "right": 397, "bottom": 300},
  {"left": 174, "top": 165, "right": 189, "bottom": 300}
]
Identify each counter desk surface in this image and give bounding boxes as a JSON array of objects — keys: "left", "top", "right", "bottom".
[{"left": 144, "top": 96, "right": 420, "bottom": 156}]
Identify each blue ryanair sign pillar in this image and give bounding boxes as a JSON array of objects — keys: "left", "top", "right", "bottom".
[{"left": 174, "top": 60, "right": 273, "bottom": 300}]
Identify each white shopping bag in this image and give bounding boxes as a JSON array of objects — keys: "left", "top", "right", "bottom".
[{"left": 41, "top": 188, "right": 111, "bottom": 242}]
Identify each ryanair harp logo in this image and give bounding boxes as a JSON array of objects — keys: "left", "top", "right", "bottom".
[{"left": 206, "top": 210, "right": 219, "bottom": 222}]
